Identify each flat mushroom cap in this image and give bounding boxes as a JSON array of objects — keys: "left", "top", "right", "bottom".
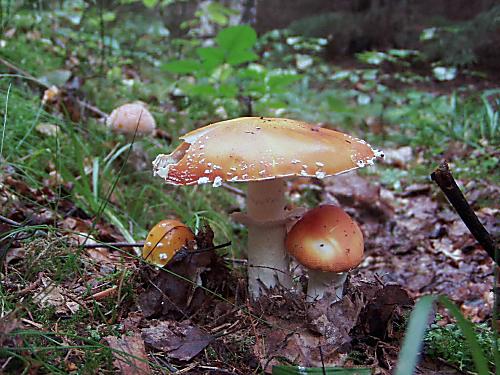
[
  {"left": 285, "top": 205, "right": 364, "bottom": 272},
  {"left": 153, "top": 117, "right": 382, "bottom": 186},
  {"left": 107, "top": 103, "right": 156, "bottom": 136}
]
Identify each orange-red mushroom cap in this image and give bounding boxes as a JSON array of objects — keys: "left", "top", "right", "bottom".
[
  {"left": 142, "top": 219, "right": 195, "bottom": 267},
  {"left": 153, "top": 117, "right": 383, "bottom": 186},
  {"left": 285, "top": 205, "right": 364, "bottom": 272}
]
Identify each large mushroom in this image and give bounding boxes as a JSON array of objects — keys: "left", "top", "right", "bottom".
[
  {"left": 285, "top": 204, "right": 364, "bottom": 302},
  {"left": 152, "top": 117, "right": 382, "bottom": 299}
]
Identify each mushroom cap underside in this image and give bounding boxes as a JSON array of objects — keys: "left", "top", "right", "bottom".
[
  {"left": 285, "top": 205, "right": 364, "bottom": 272},
  {"left": 153, "top": 117, "right": 383, "bottom": 186}
]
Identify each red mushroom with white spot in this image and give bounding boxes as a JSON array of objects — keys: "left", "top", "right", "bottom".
[
  {"left": 152, "top": 117, "right": 382, "bottom": 299},
  {"left": 286, "top": 205, "right": 364, "bottom": 302}
]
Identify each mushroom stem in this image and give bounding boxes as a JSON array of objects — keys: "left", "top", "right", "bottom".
[
  {"left": 306, "top": 271, "right": 347, "bottom": 302},
  {"left": 245, "top": 178, "right": 292, "bottom": 299}
]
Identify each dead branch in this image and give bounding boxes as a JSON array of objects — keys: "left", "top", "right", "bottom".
[{"left": 431, "top": 161, "right": 497, "bottom": 264}]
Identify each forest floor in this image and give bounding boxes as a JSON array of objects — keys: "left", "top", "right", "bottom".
[{"left": 0, "top": 3, "right": 499, "bottom": 374}]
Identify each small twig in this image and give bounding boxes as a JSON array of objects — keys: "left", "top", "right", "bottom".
[
  {"left": 221, "top": 182, "right": 245, "bottom": 197},
  {"left": 431, "top": 161, "right": 497, "bottom": 264},
  {"left": 82, "top": 241, "right": 144, "bottom": 249},
  {"left": 188, "top": 241, "right": 231, "bottom": 254},
  {"left": 0, "top": 214, "right": 21, "bottom": 227},
  {"left": 319, "top": 342, "right": 327, "bottom": 375},
  {"left": 87, "top": 285, "right": 117, "bottom": 301},
  {"left": 0, "top": 56, "right": 41, "bottom": 84}
]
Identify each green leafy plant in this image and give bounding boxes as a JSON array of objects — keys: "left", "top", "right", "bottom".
[
  {"left": 162, "top": 25, "right": 302, "bottom": 116},
  {"left": 424, "top": 320, "right": 498, "bottom": 372}
]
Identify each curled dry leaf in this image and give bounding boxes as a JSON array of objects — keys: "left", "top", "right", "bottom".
[
  {"left": 105, "top": 333, "right": 151, "bottom": 375},
  {"left": 33, "top": 278, "right": 81, "bottom": 315},
  {"left": 142, "top": 320, "right": 213, "bottom": 362}
]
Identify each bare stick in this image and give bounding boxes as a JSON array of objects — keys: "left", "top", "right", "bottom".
[
  {"left": 431, "top": 161, "right": 497, "bottom": 264},
  {"left": 82, "top": 241, "right": 144, "bottom": 248},
  {"left": 0, "top": 214, "right": 21, "bottom": 227}
]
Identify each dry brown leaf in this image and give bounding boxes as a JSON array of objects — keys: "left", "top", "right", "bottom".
[
  {"left": 142, "top": 320, "right": 213, "bottom": 362},
  {"left": 105, "top": 333, "right": 151, "bottom": 375}
]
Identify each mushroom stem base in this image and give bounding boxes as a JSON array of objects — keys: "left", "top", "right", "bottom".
[
  {"left": 307, "top": 271, "right": 347, "bottom": 302},
  {"left": 245, "top": 179, "right": 292, "bottom": 299}
]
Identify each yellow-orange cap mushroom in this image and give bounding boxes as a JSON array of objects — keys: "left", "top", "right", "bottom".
[
  {"left": 153, "top": 117, "right": 382, "bottom": 186},
  {"left": 286, "top": 205, "right": 364, "bottom": 301},
  {"left": 142, "top": 219, "right": 195, "bottom": 267},
  {"left": 286, "top": 205, "right": 364, "bottom": 272},
  {"left": 107, "top": 103, "right": 156, "bottom": 136}
]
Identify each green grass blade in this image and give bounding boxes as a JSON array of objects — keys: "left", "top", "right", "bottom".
[
  {"left": 0, "top": 81, "right": 11, "bottom": 162},
  {"left": 92, "top": 157, "right": 100, "bottom": 202},
  {"left": 395, "top": 295, "right": 437, "bottom": 375}
]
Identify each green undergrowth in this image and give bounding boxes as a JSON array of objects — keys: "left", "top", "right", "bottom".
[{"left": 424, "top": 319, "right": 498, "bottom": 372}]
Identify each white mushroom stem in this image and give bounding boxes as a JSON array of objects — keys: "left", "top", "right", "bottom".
[
  {"left": 233, "top": 178, "right": 292, "bottom": 299},
  {"left": 307, "top": 271, "right": 347, "bottom": 302}
]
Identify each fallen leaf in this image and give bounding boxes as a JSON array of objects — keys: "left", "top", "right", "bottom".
[
  {"left": 322, "top": 171, "right": 393, "bottom": 222},
  {"left": 142, "top": 320, "right": 213, "bottom": 361},
  {"left": 105, "top": 333, "right": 151, "bottom": 375},
  {"left": 33, "top": 277, "right": 81, "bottom": 315}
]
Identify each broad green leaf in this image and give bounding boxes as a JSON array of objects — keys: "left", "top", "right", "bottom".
[
  {"left": 218, "top": 83, "right": 238, "bottom": 98},
  {"left": 102, "top": 11, "right": 116, "bottom": 22},
  {"left": 142, "top": 0, "right": 158, "bottom": 8},
  {"left": 196, "top": 47, "right": 225, "bottom": 70},
  {"left": 272, "top": 366, "right": 371, "bottom": 374},
  {"left": 268, "top": 74, "right": 302, "bottom": 91},
  {"left": 216, "top": 25, "right": 257, "bottom": 53},
  {"left": 39, "top": 69, "right": 72, "bottom": 86},
  {"left": 162, "top": 59, "right": 201, "bottom": 74},
  {"left": 227, "top": 50, "right": 258, "bottom": 66},
  {"left": 186, "top": 84, "right": 216, "bottom": 96},
  {"left": 206, "top": 3, "right": 236, "bottom": 26}
]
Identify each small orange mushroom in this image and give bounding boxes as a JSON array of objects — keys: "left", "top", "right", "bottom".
[
  {"left": 285, "top": 205, "right": 364, "bottom": 302},
  {"left": 142, "top": 219, "right": 195, "bottom": 267}
]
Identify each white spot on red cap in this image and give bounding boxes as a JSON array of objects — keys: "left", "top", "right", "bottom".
[
  {"left": 213, "top": 176, "right": 222, "bottom": 187},
  {"left": 197, "top": 177, "right": 210, "bottom": 184}
]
